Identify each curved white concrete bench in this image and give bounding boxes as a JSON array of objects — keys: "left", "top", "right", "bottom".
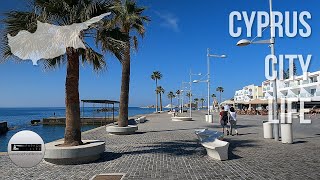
[
  {"left": 44, "top": 140, "right": 105, "bottom": 165},
  {"left": 201, "top": 138, "right": 229, "bottom": 161},
  {"left": 195, "top": 129, "right": 224, "bottom": 141},
  {"left": 135, "top": 116, "right": 146, "bottom": 123},
  {"left": 171, "top": 117, "right": 192, "bottom": 121},
  {"left": 194, "top": 129, "right": 228, "bottom": 161}
]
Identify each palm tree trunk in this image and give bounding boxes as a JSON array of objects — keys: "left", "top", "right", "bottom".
[
  {"left": 118, "top": 42, "right": 130, "bottom": 127},
  {"left": 170, "top": 98, "right": 173, "bottom": 111},
  {"left": 155, "top": 80, "right": 158, "bottom": 112},
  {"left": 64, "top": 48, "right": 82, "bottom": 146},
  {"left": 159, "top": 93, "right": 163, "bottom": 111},
  {"left": 220, "top": 92, "right": 222, "bottom": 105},
  {"left": 202, "top": 101, "right": 204, "bottom": 109}
]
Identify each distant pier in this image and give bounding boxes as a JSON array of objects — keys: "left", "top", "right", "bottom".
[
  {"left": 0, "top": 122, "right": 8, "bottom": 134},
  {"left": 42, "top": 117, "right": 116, "bottom": 126}
]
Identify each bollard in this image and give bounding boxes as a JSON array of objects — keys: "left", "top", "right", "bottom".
[
  {"left": 281, "top": 123, "right": 293, "bottom": 144},
  {"left": 263, "top": 121, "right": 273, "bottom": 139},
  {"left": 205, "top": 114, "right": 213, "bottom": 123}
]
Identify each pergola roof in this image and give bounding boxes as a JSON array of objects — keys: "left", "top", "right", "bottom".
[
  {"left": 81, "top": 99, "right": 120, "bottom": 104},
  {"left": 249, "top": 99, "right": 269, "bottom": 105}
]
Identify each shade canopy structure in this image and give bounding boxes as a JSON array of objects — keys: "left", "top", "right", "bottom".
[
  {"left": 81, "top": 100, "right": 120, "bottom": 104},
  {"left": 249, "top": 99, "right": 269, "bottom": 105},
  {"left": 220, "top": 100, "right": 235, "bottom": 106},
  {"left": 234, "top": 101, "right": 249, "bottom": 105},
  {"left": 81, "top": 99, "right": 120, "bottom": 124}
]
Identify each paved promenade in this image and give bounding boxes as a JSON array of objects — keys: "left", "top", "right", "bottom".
[{"left": 0, "top": 111, "right": 319, "bottom": 180}]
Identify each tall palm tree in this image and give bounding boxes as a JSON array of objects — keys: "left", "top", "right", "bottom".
[
  {"left": 194, "top": 98, "right": 199, "bottom": 109},
  {"left": 200, "top": 98, "right": 205, "bottom": 109},
  {"left": 151, "top": 71, "right": 162, "bottom": 112},
  {"left": 156, "top": 86, "right": 165, "bottom": 111},
  {"left": 176, "top": 90, "right": 180, "bottom": 109},
  {"left": 216, "top": 87, "right": 224, "bottom": 104},
  {"left": 1, "top": 0, "right": 117, "bottom": 146},
  {"left": 167, "top": 91, "right": 175, "bottom": 111},
  {"left": 186, "top": 92, "right": 192, "bottom": 108},
  {"left": 106, "top": 0, "right": 150, "bottom": 127}
]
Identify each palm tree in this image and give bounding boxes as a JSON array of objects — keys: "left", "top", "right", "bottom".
[
  {"left": 106, "top": 0, "right": 150, "bottom": 127},
  {"left": 194, "top": 98, "right": 199, "bottom": 109},
  {"left": 200, "top": 98, "right": 205, "bottom": 109},
  {"left": 176, "top": 90, "right": 181, "bottom": 109},
  {"left": 156, "top": 86, "right": 165, "bottom": 111},
  {"left": 1, "top": 0, "right": 117, "bottom": 146},
  {"left": 151, "top": 71, "right": 162, "bottom": 112},
  {"left": 167, "top": 91, "right": 175, "bottom": 111},
  {"left": 216, "top": 87, "right": 224, "bottom": 104},
  {"left": 186, "top": 92, "right": 192, "bottom": 99}
]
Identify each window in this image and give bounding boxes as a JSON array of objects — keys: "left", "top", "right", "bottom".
[
  {"left": 311, "top": 89, "right": 316, "bottom": 96},
  {"left": 310, "top": 77, "right": 318, "bottom": 83}
]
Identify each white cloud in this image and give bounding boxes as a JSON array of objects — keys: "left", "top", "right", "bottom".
[{"left": 155, "top": 11, "right": 179, "bottom": 32}]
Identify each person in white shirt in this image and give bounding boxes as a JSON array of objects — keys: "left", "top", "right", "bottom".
[{"left": 229, "top": 106, "right": 238, "bottom": 136}]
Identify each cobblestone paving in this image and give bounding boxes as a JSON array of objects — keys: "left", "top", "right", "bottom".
[{"left": 0, "top": 111, "right": 319, "bottom": 180}]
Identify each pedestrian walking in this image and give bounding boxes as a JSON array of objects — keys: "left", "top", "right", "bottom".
[
  {"left": 229, "top": 106, "right": 238, "bottom": 136},
  {"left": 220, "top": 106, "right": 229, "bottom": 135}
]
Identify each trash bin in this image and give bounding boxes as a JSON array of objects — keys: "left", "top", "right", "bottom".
[
  {"left": 205, "top": 114, "right": 213, "bottom": 123},
  {"left": 281, "top": 123, "right": 293, "bottom": 144},
  {"left": 263, "top": 121, "right": 273, "bottom": 139}
]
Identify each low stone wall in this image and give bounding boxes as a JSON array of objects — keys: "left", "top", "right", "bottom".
[
  {"left": 0, "top": 122, "right": 8, "bottom": 134},
  {"left": 43, "top": 117, "right": 116, "bottom": 125}
]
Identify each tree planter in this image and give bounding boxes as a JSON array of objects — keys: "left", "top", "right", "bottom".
[
  {"left": 171, "top": 117, "right": 192, "bottom": 121},
  {"left": 106, "top": 125, "right": 138, "bottom": 135},
  {"left": 44, "top": 140, "right": 105, "bottom": 165}
]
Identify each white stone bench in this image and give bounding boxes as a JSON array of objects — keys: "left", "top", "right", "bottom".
[
  {"left": 171, "top": 117, "right": 192, "bottom": 121},
  {"left": 195, "top": 129, "right": 224, "bottom": 141},
  {"left": 194, "top": 129, "right": 229, "bottom": 161},
  {"left": 201, "top": 138, "right": 229, "bottom": 161},
  {"left": 135, "top": 116, "right": 146, "bottom": 123}
]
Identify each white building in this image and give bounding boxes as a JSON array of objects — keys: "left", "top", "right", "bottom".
[
  {"left": 262, "top": 71, "right": 320, "bottom": 101},
  {"left": 234, "top": 84, "right": 263, "bottom": 103}
]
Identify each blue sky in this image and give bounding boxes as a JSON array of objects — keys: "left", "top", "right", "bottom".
[{"left": 0, "top": 0, "right": 319, "bottom": 107}]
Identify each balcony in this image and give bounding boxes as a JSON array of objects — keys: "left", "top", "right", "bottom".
[
  {"left": 300, "top": 93, "right": 313, "bottom": 98},
  {"left": 302, "top": 81, "right": 310, "bottom": 85},
  {"left": 287, "top": 94, "right": 298, "bottom": 98}
]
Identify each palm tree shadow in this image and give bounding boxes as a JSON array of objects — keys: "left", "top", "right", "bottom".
[
  {"left": 121, "top": 139, "right": 206, "bottom": 157},
  {"left": 93, "top": 152, "right": 122, "bottom": 163}
]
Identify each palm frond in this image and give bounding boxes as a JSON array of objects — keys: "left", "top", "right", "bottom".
[
  {"left": 40, "top": 54, "right": 66, "bottom": 70},
  {"left": 78, "top": 47, "right": 106, "bottom": 72}
]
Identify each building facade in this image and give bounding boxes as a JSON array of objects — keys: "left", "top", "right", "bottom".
[
  {"left": 262, "top": 71, "right": 320, "bottom": 101},
  {"left": 234, "top": 84, "right": 263, "bottom": 103}
]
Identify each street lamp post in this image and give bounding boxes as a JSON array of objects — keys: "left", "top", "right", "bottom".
[
  {"left": 189, "top": 70, "right": 202, "bottom": 118},
  {"left": 182, "top": 81, "right": 191, "bottom": 115},
  {"left": 206, "top": 49, "right": 227, "bottom": 122},
  {"left": 236, "top": 0, "right": 279, "bottom": 141}
]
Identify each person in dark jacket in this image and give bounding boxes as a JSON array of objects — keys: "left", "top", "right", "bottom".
[{"left": 220, "top": 106, "right": 229, "bottom": 135}]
